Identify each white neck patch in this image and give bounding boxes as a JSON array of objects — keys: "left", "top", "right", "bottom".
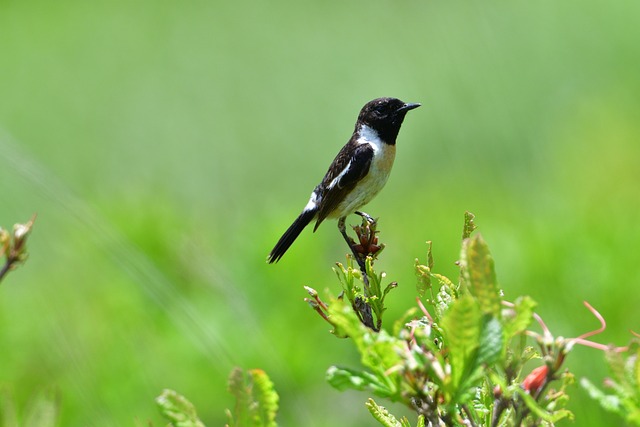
[{"left": 357, "top": 124, "right": 383, "bottom": 152}]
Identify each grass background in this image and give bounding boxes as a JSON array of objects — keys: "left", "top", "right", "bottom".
[{"left": 1, "top": 0, "right": 639, "bottom": 425}]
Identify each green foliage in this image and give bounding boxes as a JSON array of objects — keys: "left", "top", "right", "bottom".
[
  {"left": 326, "top": 300, "right": 403, "bottom": 400},
  {"left": 461, "top": 211, "right": 477, "bottom": 240},
  {"left": 333, "top": 218, "right": 399, "bottom": 331},
  {"left": 503, "top": 296, "right": 537, "bottom": 340},
  {"left": 2, "top": 0, "right": 640, "bottom": 424},
  {"left": 440, "top": 294, "right": 483, "bottom": 404},
  {"left": 225, "top": 368, "right": 279, "bottom": 427},
  {"left": 365, "top": 398, "right": 425, "bottom": 427},
  {"left": 459, "top": 233, "right": 501, "bottom": 317},
  {"left": 156, "top": 389, "right": 205, "bottom": 427},
  {"left": 581, "top": 343, "right": 640, "bottom": 424},
  {"left": 154, "top": 369, "right": 279, "bottom": 427},
  {"left": 317, "top": 213, "right": 586, "bottom": 426}
]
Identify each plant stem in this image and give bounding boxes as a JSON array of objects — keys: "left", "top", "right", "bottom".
[
  {"left": 462, "top": 404, "right": 477, "bottom": 427},
  {"left": 0, "top": 257, "right": 16, "bottom": 284}
]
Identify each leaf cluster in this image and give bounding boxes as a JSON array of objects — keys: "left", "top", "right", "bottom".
[
  {"left": 581, "top": 342, "right": 640, "bottom": 425},
  {"left": 325, "top": 212, "right": 574, "bottom": 426}
]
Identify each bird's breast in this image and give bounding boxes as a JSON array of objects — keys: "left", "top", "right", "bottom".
[{"left": 329, "top": 142, "right": 396, "bottom": 217}]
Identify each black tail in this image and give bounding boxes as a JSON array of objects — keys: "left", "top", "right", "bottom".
[{"left": 267, "top": 209, "right": 316, "bottom": 263}]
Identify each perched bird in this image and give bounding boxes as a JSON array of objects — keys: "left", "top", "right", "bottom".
[{"left": 267, "top": 97, "right": 420, "bottom": 263}]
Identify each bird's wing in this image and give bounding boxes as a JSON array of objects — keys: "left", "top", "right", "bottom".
[{"left": 314, "top": 143, "right": 374, "bottom": 229}]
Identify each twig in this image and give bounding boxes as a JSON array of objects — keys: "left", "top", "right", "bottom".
[
  {"left": 461, "top": 404, "right": 477, "bottom": 427},
  {"left": 0, "top": 258, "right": 14, "bottom": 283}
]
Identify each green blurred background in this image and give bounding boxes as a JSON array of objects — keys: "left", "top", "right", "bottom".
[{"left": 1, "top": 0, "right": 639, "bottom": 425}]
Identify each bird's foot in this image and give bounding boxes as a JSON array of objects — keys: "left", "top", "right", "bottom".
[{"left": 355, "top": 211, "right": 376, "bottom": 225}]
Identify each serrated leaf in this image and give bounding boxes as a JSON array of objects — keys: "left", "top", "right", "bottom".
[
  {"left": 225, "top": 368, "right": 279, "bottom": 427},
  {"left": 462, "top": 211, "right": 477, "bottom": 239},
  {"left": 434, "top": 274, "right": 457, "bottom": 321},
  {"left": 248, "top": 369, "right": 279, "bottom": 427},
  {"left": 156, "top": 389, "right": 205, "bottom": 427},
  {"left": 606, "top": 347, "right": 628, "bottom": 391},
  {"left": 365, "top": 398, "right": 402, "bottom": 427},
  {"left": 622, "top": 348, "right": 640, "bottom": 400},
  {"left": 460, "top": 234, "right": 500, "bottom": 317}
]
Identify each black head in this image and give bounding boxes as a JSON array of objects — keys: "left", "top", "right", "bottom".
[{"left": 356, "top": 97, "right": 420, "bottom": 143}]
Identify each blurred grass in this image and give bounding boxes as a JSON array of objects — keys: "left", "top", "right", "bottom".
[{"left": 1, "top": 0, "right": 639, "bottom": 425}]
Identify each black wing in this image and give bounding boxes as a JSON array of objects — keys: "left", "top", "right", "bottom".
[{"left": 314, "top": 143, "right": 374, "bottom": 229}]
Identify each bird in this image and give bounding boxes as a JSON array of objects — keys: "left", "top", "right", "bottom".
[{"left": 267, "top": 97, "right": 420, "bottom": 264}]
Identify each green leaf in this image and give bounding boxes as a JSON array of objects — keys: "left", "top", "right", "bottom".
[
  {"left": 462, "top": 211, "right": 477, "bottom": 240},
  {"left": 248, "top": 369, "right": 279, "bottom": 427},
  {"left": 477, "top": 315, "right": 504, "bottom": 367},
  {"left": 327, "top": 299, "right": 403, "bottom": 400},
  {"left": 225, "top": 368, "right": 279, "bottom": 427},
  {"left": 333, "top": 260, "right": 360, "bottom": 305},
  {"left": 513, "top": 384, "right": 575, "bottom": 423},
  {"left": 450, "top": 314, "right": 503, "bottom": 406},
  {"left": 365, "top": 398, "right": 402, "bottom": 427},
  {"left": 156, "top": 389, "right": 205, "bottom": 427},
  {"left": 227, "top": 368, "right": 251, "bottom": 427},
  {"left": 415, "top": 242, "right": 435, "bottom": 298},
  {"left": 433, "top": 273, "right": 457, "bottom": 321},
  {"left": 328, "top": 299, "right": 403, "bottom": 372},
  {"left": 514, "top": 387, "right": 557, "bottom": 422},
  {"left": 326, "top": 366, "right": 395, "bottom": 397},
  {"left": 606, "top": 347, "right": 630, "bottom": 393},
  {"left": 460, "top": 234, "right": 500, "bottom": 317},
  {"left": 415, "top": 259, "right": 431, "bottom": 299},
  {"left": 441, "top": 294, "right": 482, "bottom": 400},
  {"left": 503, "top": 296, "right": 537, "bottom": 339}
]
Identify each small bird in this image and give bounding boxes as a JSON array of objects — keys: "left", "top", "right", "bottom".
[{"left": 267, "top": 97, "right": 420, "bottom": 263}]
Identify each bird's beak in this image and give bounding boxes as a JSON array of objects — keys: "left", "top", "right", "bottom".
[{"left": 398, "top": 102, "right": 421, "bottom": 113}]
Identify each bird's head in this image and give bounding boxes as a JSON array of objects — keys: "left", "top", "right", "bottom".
[{"left": 357, "top": 97, "right": 421, "bottom": 142}]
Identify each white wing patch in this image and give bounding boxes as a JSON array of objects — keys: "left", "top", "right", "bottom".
[
  {"left": 327, "top": 160, "right": 352, "bottom": 190},
  {"left": 326, "top": 123, "right": 395, "bottom": 218}
]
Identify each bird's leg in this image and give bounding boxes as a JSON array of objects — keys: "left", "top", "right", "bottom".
[{"left": 338, "top": 216, "right": 368, "bottom": 279}]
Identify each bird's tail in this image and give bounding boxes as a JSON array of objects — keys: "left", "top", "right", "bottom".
[{"left": 267, "top": 209, "right": 316, "bottom": 263}]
